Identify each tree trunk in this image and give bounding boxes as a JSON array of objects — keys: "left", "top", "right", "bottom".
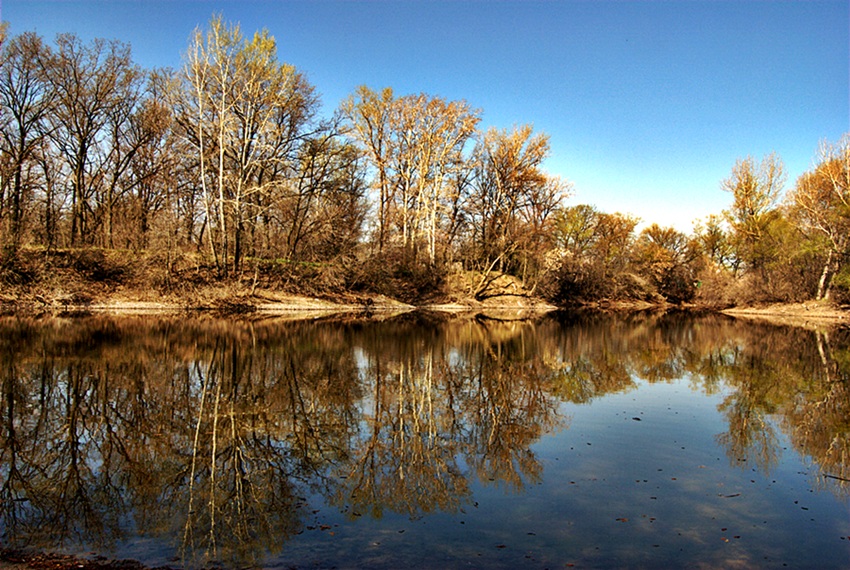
[{"left": 816, "top": 249, "right": 834, "bottom": 301}]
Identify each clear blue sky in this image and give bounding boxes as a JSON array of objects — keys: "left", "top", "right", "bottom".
[{"left": 4, "top": 0, "right": 848, "bottom": 232}]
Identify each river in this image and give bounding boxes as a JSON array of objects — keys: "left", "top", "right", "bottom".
[{"left": 0, "top": 311, "right": 848, "bottom": 568}]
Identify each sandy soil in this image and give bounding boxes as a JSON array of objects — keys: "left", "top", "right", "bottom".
[{"left": 721, "top": 301, "right": 849, "bottom": 329}]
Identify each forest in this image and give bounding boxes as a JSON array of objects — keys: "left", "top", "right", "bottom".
[{"left": 1, "top": 17, "right": 848, "bottom": 309}]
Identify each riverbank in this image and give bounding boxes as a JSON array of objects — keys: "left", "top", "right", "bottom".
[
  {"left": 1, "top": 248, "right": 847, "bottom": 324},
  {"left": 3, "top": 280, "right": 848, "bottom": 325},
  {"left": 0, "top": 248, "right": 559, "bottom": 316}
]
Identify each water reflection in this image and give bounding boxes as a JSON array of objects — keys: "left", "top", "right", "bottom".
[{"left": 0, "top": 312, "right": 848, "bottom": 567}]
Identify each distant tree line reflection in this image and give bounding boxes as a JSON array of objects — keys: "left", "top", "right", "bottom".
[{"left": 0, "top": 312, "right": 847, "bottom": 565}]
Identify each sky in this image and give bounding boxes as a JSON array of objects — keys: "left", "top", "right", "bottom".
[{"left": 3, "top": 0, "right": 848, "bottom": 232}]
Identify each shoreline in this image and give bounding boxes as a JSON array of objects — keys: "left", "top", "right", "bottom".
[
  {"left": 720, "top": 301, "right": 849, "bottom": 328},
  {"left": 1, "top": 293, "right": 847, "bottom": 329}
]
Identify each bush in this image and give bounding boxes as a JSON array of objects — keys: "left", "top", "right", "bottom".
[
  {"left": 543, "top": 256, "right": 659, "bottom": 305},
  {"left": 346, "top": 249, "right": 446, "bottom": 304}
]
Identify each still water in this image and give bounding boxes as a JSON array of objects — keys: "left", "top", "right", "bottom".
[{"left": 0, "top": 311, "right": 848, "bottom": 569}]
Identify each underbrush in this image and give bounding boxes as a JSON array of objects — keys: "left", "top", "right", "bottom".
[
  {"left": 2, "top": 245, "right": 847, "bottom": 312},
  {"left": 345, "top": 251, "right": 446, "bottom": 304}
]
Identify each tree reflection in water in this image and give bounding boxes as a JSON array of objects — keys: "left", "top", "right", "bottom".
[{"left": 0, "top": 312, "right": 847, "bottom": 567}]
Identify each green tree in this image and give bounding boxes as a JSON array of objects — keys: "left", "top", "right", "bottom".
[
  {"left": 692, "top": 214, "right": 735, "bottom": 271},
  {"left": 722, "top": 153, "right": 786, "bottom": 276},
  {"left": 547, "top": 205, "right": 639, "bottom": 303}
]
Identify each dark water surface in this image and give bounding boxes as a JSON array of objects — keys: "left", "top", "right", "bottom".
[{"left": 0, "top": 311, "right": 849, "bottom": 569}]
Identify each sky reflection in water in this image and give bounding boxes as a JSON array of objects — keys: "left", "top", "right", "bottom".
[{"left": 0, "top": 312, "right": 848, "bottom": 569}]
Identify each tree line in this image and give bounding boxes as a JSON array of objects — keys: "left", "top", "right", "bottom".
[{"left": 1, "top": 17, "right": 848, "bottom": 305}]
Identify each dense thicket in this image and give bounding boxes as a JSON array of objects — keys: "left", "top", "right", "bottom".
[{"left": 0, "top": 19, "right": 848, "bottom": 306}]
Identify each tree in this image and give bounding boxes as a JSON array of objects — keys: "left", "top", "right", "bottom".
[
  {"left": 123, "top": 70, "right": 179, "bottom": 250},
  {"left": 589, "top": 211, "right": 637, "bottom": 272},
  {"left": 415, "top": 95, "right": 480, "bottom": 266},
  {"left": 46, "top": 34, "right": 141, "bottom": 247},
  {"left": 632, "top": 224, "right": 698, "bottom": 303},
  {"left": 547, "top": 205, "right": 638, "bottom": 303},
  {"left": 692, "top": 214, "right": 735, "bottom": 271},
  {"left": 0, "top": 32, "right": 53, "bottom": 248},
  {"left": 279, "top": 131, "right": 367, "bottom": 262},
  {"left": 180, "top": 15, "right": 319, "bottom": 274},
  {"left": 722, "top": 153, "right": 786, "bottom": 275},
  {"left": 341, "top": 86, "right": 396, "bottom": 253},
  {"left": 464, "top": 125, "right": 567, "bottom": 296},
  {"left": 553, "top": 204, "right": 599, "bottom": 257},
  {"left": 787, "top": 135, "right": 850, "bottom": 300},
  {"left": 343, "top": 87, "right": 480, "bottom": 265}
]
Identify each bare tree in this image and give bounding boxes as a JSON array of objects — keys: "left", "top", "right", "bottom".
[
  {"left": 788, "top": 136, "right": 850, "bottom": 300},
  {"left": 180, "top": 16, "right": 319, "bottom": 274},
  {"left": 464, "top": 125, "right": 567, "bottom": 296},
  {"left": 46, "top": 34, "right": 140, "bottom": 246},
  {"left": 0, "top": 32, "right": 54, "bottom": 247},
  {"left": 341, "top": 86, "right": 395, "bottom": 253}
]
